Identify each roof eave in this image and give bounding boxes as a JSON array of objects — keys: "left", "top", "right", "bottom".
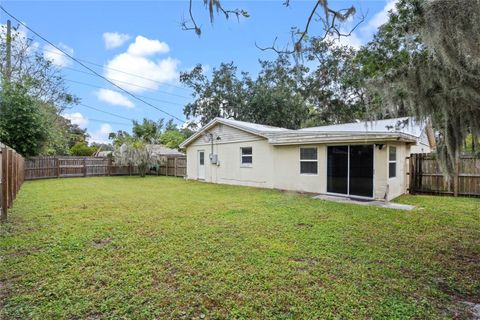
[
  {"left": 179, "top": 118, "right": 219, "bottom": 148},
  {"left": 180, "top": 118, "right": 270, "bottom": 148},
  {"left": 268, "top": 133, "right": 417, "bottom": 145}
]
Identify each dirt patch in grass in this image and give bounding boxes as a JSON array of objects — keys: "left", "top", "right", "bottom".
[
  {"left": 91, "top": 238, "right": 112, "bottom": 248},
  {"left": 295, "top": 222, "right": 313, "bottom": 228}
]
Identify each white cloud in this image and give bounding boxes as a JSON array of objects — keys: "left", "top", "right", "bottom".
[
  {"left": 96, "top": 88, "right": 134, "bottom": 108},
  {"left": 103, "top": 35, "right": 179, "bottom": 93},
  {"left": 126, "top": 36, "right": 169, "bottom": 56},
  {"left": 63, "top": 112, "right": 89, "bottom": 127},
  {"left": 328, "top": 32, "right": 364, "bottom": 49},
  {"left": 43, "top": 43, "right": 74, "bottom": 67},
  {"left": 103, "top": 32, "right": 131, "bottom": 49},
  {"left": 362, "top": 0, "right": 398, "bottom": 35},
  {"left": 89, "top": 123, "right": 113, "bottom": 143}
]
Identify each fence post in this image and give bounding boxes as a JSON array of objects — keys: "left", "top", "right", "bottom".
[
  {"left": 1, "top": 147, "right": 7, "bottom": 221},
  {"left": 7, "top": 149, "right": 13, "bottom": 208},
  {"left": 107, "top": 158, "right": 112, "bottom": 176},
  {"left": 83, "top": 158, "right": 87, "bottom": 177},
  {"left": 174, "top": 157, "right": 177, "bottom": 177},
  {"left": 408, "top": 155, "right": 414, "bottom": 194},
  {"left": 56, "top": 158, "right": 60, "bottom": 178},
  {"left": 418, "top": 153, "right": 423, "bottom": 192},
  {"left": 13, "top": 153, "right": 17, "bottom": 198}
]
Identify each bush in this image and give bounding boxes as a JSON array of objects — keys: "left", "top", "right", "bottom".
[{"left": 70, "top": 142, "right": 97, "bottom": 156}]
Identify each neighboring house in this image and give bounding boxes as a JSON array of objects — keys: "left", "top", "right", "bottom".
[
  {"left": 95, "top": 150, "right": 113, "bottom": 157},
  {"left": 180, "top": 117, "right": 434, "bottom": 201},
  {"left": 96, "top": 145, "right": 184, "bottom": 158}
]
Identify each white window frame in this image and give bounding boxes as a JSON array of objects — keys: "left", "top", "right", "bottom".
[
  {"left": 388, "top": 145, "right": 397, "bottom": 179},
  {"left": 299, "top": 147, "right": 318, "bottom": 175},
  {"left": 240, "top": 147, "right": 253, "bottom": 167}
]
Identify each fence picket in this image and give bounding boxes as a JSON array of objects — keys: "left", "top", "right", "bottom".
[
  {"left": 0, "top": 143, "right": 25, "bottom": 221},
  {"left": 409, "top": 153, "right": 480, "bottom": 197},
  {"left": 24, "top": 156, "right": 186, "bottom": 180}
]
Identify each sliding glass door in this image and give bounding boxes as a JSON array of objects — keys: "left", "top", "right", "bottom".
[
  {"left": 327, "top": 145, "right": 374, "bottom": 198},
  {"left": 327, "top": 146, "right": 349, "bottom": 195}
]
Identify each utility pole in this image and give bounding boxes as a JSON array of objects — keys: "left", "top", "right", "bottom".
[{"left": 5, "top": 19, "right": 12, "bottom": 81}]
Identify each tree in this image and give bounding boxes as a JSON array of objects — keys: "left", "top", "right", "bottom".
[
  {"left": 161, "top": 130, "right": 185, "bottom": 149},
  {"left": 132, "top": 118, "right": 164, "bottom": 144},
  {"left": 109, "top": 130, "right": 132, "bottom": 147},
  {"left": 181, "top": 59, "right": 310, "bottom": 129},
  {"left": 110, "top": 118, "right": 189, "bottom": 150},
  {"left": 243, "top": 56, "right": 308, "bottom": 129},
  {"left": 0, "top": 83, "right": 49, "bottom": 156},
  {"left": 70, "top": 142, "right": 97, "bottom": 156},
  {"left": 66, "top": 123, "right": 89, "bottom": 149},
  {"left": 0, "top": 25, "right": 76, "bottom": 110},
  {"left": 181, "top": 0, "right": 362, "bottom": 56},
  {"left": 181, "top": 53, "right": 371, "bottom": 129},
  {"left": 303, "top": 39, "right": 369, "bottom": 126},
  {"left": 113, "top": 141, "right": 161, "bottom": 177},
  {"left": 421, "top": 0, "right": 480, "bottom": 78},
  {"left": 356, "top": 0, "right": 480, "bottom": 180},
  {"left": 181, "top": 63, "right": 250, "bottom": 126},
  {"left": 0, "top": 23, "right": 79, "bottom": 156}
]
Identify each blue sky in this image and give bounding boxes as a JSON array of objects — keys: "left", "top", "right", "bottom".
[{"left": 1, "top": 0, "right": 395, "bottom": 143}]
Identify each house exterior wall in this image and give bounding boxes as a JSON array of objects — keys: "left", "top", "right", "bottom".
[
  {"left": 374, "top": 142, "right": 410, "bottom": 201},
  {"left": 272, "top": 143, "right": 408, "bottom": 201},
  {"left": 185, "top": 124, "right": 274, "bottom": 188},
  {"left": 185, "top": 124, "right": 419, "bottom": 201},
  {"left": 190, "top": 123, "right": 262, "bottom": 146},
  {"left": 410, "top": 131, "right": 432, "bottom": 153},
  {"left": 272, "top": 145, "right": 327, "bottom": 194}
]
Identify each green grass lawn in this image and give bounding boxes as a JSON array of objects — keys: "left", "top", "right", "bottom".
[{"left": 1, "top": 177, "right": 479, "bottom": 319}]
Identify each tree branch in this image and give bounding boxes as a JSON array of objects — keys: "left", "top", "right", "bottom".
[
  {"left": 181, "top": 0, "right": 201, "bottom": 36},
  {"left": 256, "top": 1, "right": 364, "bottom": 55},
  {"left": 181, "top": 0, "right": 248, "bottom": 36}
]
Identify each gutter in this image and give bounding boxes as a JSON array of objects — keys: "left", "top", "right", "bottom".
[{"left": 268, "top": 133, "right": 418, "bottom": 145}]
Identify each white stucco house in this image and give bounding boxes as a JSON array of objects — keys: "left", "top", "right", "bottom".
[{"left": 180, "top": 117, "right": 434, "bottom": 201}]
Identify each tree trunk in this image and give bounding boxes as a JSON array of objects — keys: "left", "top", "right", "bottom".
[{"left": 453, "top": 149, "right": 460, "bottom": 197}]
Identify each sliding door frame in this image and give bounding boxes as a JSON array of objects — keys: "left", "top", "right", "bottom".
[{"left": 326, "top": 144, "right": 375, "bottom": 200}]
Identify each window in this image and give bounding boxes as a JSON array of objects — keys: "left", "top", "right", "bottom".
[
  {"left": 241, "top": 147, "right": 253, "bottom": 166},
  {"left": 389, "top": 146, "right": 397, "bottom": 178},
  {"left": 300, "top": 147, "right": 318, "bottom": 174},
  {"left": 199, "top": 151, "right": 204, "bottom": 165}
]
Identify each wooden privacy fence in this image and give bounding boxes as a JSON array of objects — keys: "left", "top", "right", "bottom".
[
  {"left": 0, "top": 143, "right": 25, "bottom": 221},
  {"left": 409, "top": 153, "right": 480, "bottom": 197},
  {"left": 24, "top": 156, "right": 186, "bottom": 180}
]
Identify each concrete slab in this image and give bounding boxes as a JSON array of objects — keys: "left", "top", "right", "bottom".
[{"left": 313, "top": 194, "right": 415, "bottom": 210}]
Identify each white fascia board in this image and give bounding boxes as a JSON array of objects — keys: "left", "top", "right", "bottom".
[
  {"left": 268, "top": 133, "right": 417, "bottom": 145},
  {"left": 180, "top": 118, "right": 269, "bottom": 148}
]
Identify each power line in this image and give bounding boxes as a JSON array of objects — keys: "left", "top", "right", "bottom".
[
  {"left": 65, "top": 78, "right": 185, "bottom": 106},
  {"left": 42, "top": 45, "right": 191, "bottom": 93},
  {"left": 77, "top": 103, "right": 134, "bottom": 122},
  {"left": 63, "top": 66, "right": 191, "bottom": 99},
  {"left": 67, "top": 116, "right": 130, "bottom": 126},
  {"left": 0, "top": 5, "right": 186, "bottom": 124}
]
